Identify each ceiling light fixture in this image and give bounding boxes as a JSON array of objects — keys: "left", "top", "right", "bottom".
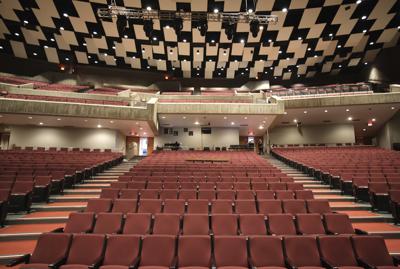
[
  {"left": 282, "top": 8, "right": 288, "bottom": 12},
  {"left": 39, "top": 122, "right": 44, "bottom": 125},
  {"left": 97, "top": 124, "right": 102, "bottom": 128},
  {"left": 194, "top": 121, "right": 200, "bottom": 125},
  {"left": 347, "top": 117, "right": 353, "bottom": 121}
]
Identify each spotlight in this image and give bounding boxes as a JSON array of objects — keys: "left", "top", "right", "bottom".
[
  {"left": 198, "top": 19, "right": 208, "bottom": 36},
  {"left": 250, "top": 20, "right": 260, "bottom": 37},
  {"left": 143, "top": 20, "right": 154, "bottom": 38},
  {"left": 173, "top": 17, "right": 183, "bottom": 37},
  {"left": 224, "top": 22, "right": 235, "bottom": 40}
]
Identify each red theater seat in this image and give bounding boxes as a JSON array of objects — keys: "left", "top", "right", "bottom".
[
  {"left": 123, "top": 213, "right": 152, "bottom": 234},
  {"left": 212, "top": 200, "right": 234, "bottom": 214},
  {"left": 178, "top": 235, "right": 212, "bottom": 269},
  {"left": 100, "top": 235, "right": 141, "bottom": 269},
  {"left": 152, "top": 213, "right": 181, "bottom": 235},
  {"left": 163, "top": 199, "right": 185, "bottom": 214},
  {"left": 284, "top": 236, "right": 324, "bottom": 269},
  {"left": 258, "top": 200, "right": 283, "bottom": 214},
  {"left": 306, "top": 200, "right": 331, "bottom": 214},
  {"left": 138, "top": 235, "right": 176, "bottom": 269},
  {"left": 182, "top": 214, "right": 210, "bottom": 235},
  {"left": 138, "top": 199, "right": 162, "bottom": 214},
  {"left": 212, "top": 214, "right": 238, "bottom": 235},
  {"left": 85, "top": 199, "right": 113, "bottom": 213},
  {"left": 323, "top": 213, "right": 355, "bottom": 235},
  {"left": 248, "top": 236, "right": 286, "bottom": 269},
  {"left": 295, "top": 213, "right": 326, "bottom": 235},
  {"left": 92, "top": 212, "right": 123, "bottom": 234},
  {"left": 267, "top": 214, "right": 296, "bottom": 236},
  {"left": 63, "top": 212, "right": 95, "bottom": 233},
  {"left": 235, "top": 200, "right": 257, "bottom": 214},
  {"left": 112, "top": 199, "right": 137, "bottom": 214},
  {"left": 187, "top": 199, "right": 209, "bottom": 214},
  {"left": 214, "top": 236, "right": 248, "bottom": 269},
  {"left": 239, "top": 214, "right": 267, "bottom": 236},
  {"left": 282, "top": 199, "right": 307, "bottom": 214}
]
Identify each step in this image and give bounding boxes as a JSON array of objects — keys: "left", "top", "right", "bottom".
[
  {"left": 31, "top": 203, "right": 86, "bottom": 212},
  {"left": 75, "top": 183, "right": 110, "bottom": 189},
  {"left": 315, "top": 195, "right": 354, "bottom": 202},
  {"left": 63, "top": 189, "right": 101, "bottom": 195},
  {"left": 84, "top": 179, "right": 118, "bottom": 183},
  {"left": 6, "top": 217, "right": 69, "bottom": 225},
  {"left": 312, "top": 189, "right": 341, "bottom": 195},
  {"left": 303, "top": 184, "right": 330, "bottom": 189},
  {"left": 92, "top": 175, "right": 119, "bottom": 179},
  {"left": 330, "top": 202, "right": 372, "bottom": 211},
  {"left": 50, "top": 195, "right": 99, "bottom": 202}
]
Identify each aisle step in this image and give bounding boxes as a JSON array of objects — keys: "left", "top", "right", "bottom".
[{"left": 50, "top": 195, "right": 99, "bottom": 202}]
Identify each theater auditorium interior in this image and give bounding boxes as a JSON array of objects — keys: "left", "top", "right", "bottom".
[{"left": 0, "top": 0, "right": 400, "bottom": 268}]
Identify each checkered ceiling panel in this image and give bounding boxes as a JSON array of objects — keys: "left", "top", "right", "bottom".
[{"left": 0, "top": 0, "right": 399, "bottom": 80}]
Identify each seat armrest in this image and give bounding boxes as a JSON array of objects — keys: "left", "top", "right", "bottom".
[
  {"left": 170, "top": 256, "right": 178, "bottom": 269},
  {"left": 88, "top": 257, "right": 103, "bottom": 269},
  {"left": 7, "top": 254, "right": 30, "bottom": 267},
  {"left": 130, "top": 256, "right": 141, "bottom": 269},
  {"left": 248, "top": 256, "right": 256, "bottom": 269},
  {"left": 49, "top": 257, "right": 67, "bottom": 269},
  {"left": 355, "top": 228, "right": 368, "bottom": 235},
  {"left": 357, "top": 258, "right": 374, "bottom": 269},
  {"left": 321, "top": 257, "right": 335, "bottom": 269}
]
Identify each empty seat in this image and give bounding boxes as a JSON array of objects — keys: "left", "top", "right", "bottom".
[
  {"left": 267, "top": 214, "right": 296, "bottom": 236},
  {"left": 93, "top": 212, "right": 123, "bottom": 234},
  {"left": 323, "top": 213, "right": 355, "bottom": 234},
  {"left": 123, "top": 213, "right": 152, "bottom": 234},
  {"left": 120, "top": 189, "right": 139, "bottom": 199},
  {"left": 100, "top": 235, "right": 141, "bottom": 269},
  {"left": 236, "top": 190, "right": 255, "bottom": 200},
  {"left": 255, "top": 190, "right": 275, "bottom": 200},
  {"left": 217, "top": 190, "right": 235, "bottom": 200},
  {"left": 390, "top": 190, "right": 400, "bottom": 223},
  {"left": 100, "top": 188, "right": 120, "bottom": 199},
  {"left": 369, "top": 182, "right": 390, "bottom": 211},
  {"left": 112, "top": 199, "right": 137, "bottom": 214},
  {"left": 282, "top": 199, "right": 307, "bottom": 214},
  {"left": 187, "top": 199, "right": 209, "bottom": 214},
  {"left": 295, "top": 213, "right": 325, "bottom": 235},
  {"left": 318, "top": 236, "right": 363, "bottom": 269},
  {"left": 163, "top": 199, "right": 186, "bottom": 214},
  {"left": 284, "top": 236, "right": 324, "bottom": 269},
  {"left": 8, "top": 181, "right": 34, "bottom": 212},
  {"left": 211, "top": 200, "right": 233, "bottom": 214},
  {"left": 64, "top": 212, "right": 95, "bottom": 233},
  {"left": 138, "top": 199, "right": 162, "bottom": 214},
  {"left": 110, "top": 182, "right": 127, "bottom": 189},
  {"left": 252, "top": 182, "right": 268, "bottom": 190},
  {"left": 214, "top": 236, "right": 248, "bottom": 269},
  {"left": 239, "top": 214, "right": 267, "bottom": 236},
  {"left": 216, "top": 182, "right": 233, "bottom": 190},
  {"left": 15, "top": 233, "right": 71, "bottom": 269},
  {"left": 212, "top": 214, "right": 238, "bottom": 235},
  {"left": 160, "top": 189, "right": 178, "bottom": 200},
  {"left": 127, "top": 182, "right": 146, "bottom": 189},
  {"left": 269, "top": 182, "right": 286, "bottom": 191},
  {"left": 306, "top": 200, "right": 331, "bottom": 214},
  {"left": 198, "top": 190, "right": 216, "bottom": 201},
  {"left": 295, "top": 190, "right": 314, "bottom": 199},
  {"left": 248, "top": 236, "right": 286, "bottom": 269},
  {"left": 182, "top": 214, "right": 210, "bottom": 235},
  {"left": 198, "top": 182, "right": 215, "bottom": 190},
  {"left": 286, "top": 182, "right": 304, "bottom": 190},
  {"left": 138, "top": 235, "right": 176, "bottom": 269},
  {"left": 275, "top": 190, "right": 294, "bottom": 200},
  {"left": 235, "top": 200, "right": 257, "bottom": 214},
  {"left": 234, "top": 183, "right": 251, "bottom": 190},
  {"left": 352, "top": 235, "right": 397, "bottom": 269},
  {"left": 147, "top": 182, "right": 163, "bottom": 189},
  {"left": 258, "top": 200, "right": 283, "bottom": 214},
  {"left": 153, "top": 213, "right": 181, "bottom": 235},
  {"left": 85, "top": 199, "right": 112, "bottom": 213},
  {"left": 179, "top": 190, "right": 197, "bottom": 200},
  {"left": 178, "top": 235, "right": 211, "bottom": 269},
  {"left": 60, "top": 234, "right": 106, "bottom": 269},
  {"left": 140, "top": 189, "right": 159, "bottom": 199}
]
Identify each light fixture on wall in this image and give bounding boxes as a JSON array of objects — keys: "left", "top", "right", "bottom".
[
  {"left": 97, "top": 124, "right": 102, "bottom": 128},
  {"left": 347, "top": 117, "right": 353, "bottom": 121},
  {"left": 194, "top": 121, "right": 200, "bottom": 125}
]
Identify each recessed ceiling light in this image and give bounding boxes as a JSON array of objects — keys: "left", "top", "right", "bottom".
[
  {"left": 194, "top": 121, "right": 200, "bottom": 125},
  {"left": 244, "top": 117, "right": 247, "bottom": 119},
  {"left": 241, "top": 72, "right": 244, "bottom": 75},
  {"left": 303, "top": 111, "right": 307, "bottom": 114},
  {"left": 329, "top": 33, "right": 333, "bottom": 37},
  {"left": 139, "top": 127, "right": 143, "bottom": 130},
  {"left": 214, "top": 8, "right": 219, "bottom": 13},
  {"left": 60, "top": 27, "right": 65, "bottom": 31},
  {"left": 356, "top": 0, "right": 362, "bottom": 4},
  {"left": 162, "top": 116, "right": 166, "bottom": 119},
  {"left": 183, "top": 116, "right": 186, "bottom": 119},
  {"left": 240, "top": 39, "right": 245, "bottom": 43},
  {"left": 339, "top": 65, "right": 342, "bottom": 68},
  {"left": 88, "top": 55, "right": 91, "bottom": 59},
  {"left": 364, "top": 62, "right": 368, "bottom": 65},
  {"left": 369, "top": 42, "right": 374, "bottom": 45},
  {"left": 298, "top": 37, "right": 302, "bottom": 40},
  {"left": 362, "top": 30, "right": 367, "bottom": 33},
  {"left": 314, "top": 55, "right": 318, "bottom": 58},
  {"left": 93, "top": 31, "right": 97, "bottom": 35},
  {"left": 337, "top": 45, "right": 342, "bottom": 48},
  {"left": 39, "top": 122, "right": 44, "bottom": 125},
  {"left": 33, "top": 52, "right": 37, "bottom": 56},
  {"left": 153, "top": 37, "right": 157, "bottom": 41},
  {"left": 270, "top": 67, "right": 273, "bottom": 70},
  {"left": 110, "top": 121, "right": 114, "bottom": 123},
  {"left": 361, "top": 15, "right": 367, "bottom": 20},
  {"left": 28, "top": 116, "right": 33, "bottom": 119},
  {"left": 248, "top": 9, "right": 253, "bottom": 13},
  {"left": 347, "top": 116, "right": 353, "bottom": 121},
  {"left": 95, "top": 61, "right": 98, "bottom": 63},
  {"left": 183, "top": 39, "right": 187, "bottom": 42},
  {"left": 124, "top": 35, "right": 128, "bottom": 38},
  {"left": 346, "top": 108, "right": 350, "bottom": 112},
  {"left": 57, "top": 118, "right": 61, "bottom": 121},
  {"left": 282, "top": 8, "right": 288, "bottom": 12},
  {"left": 231, "top": 122, "right": 235, "bottom": 125},
  {"left": 97, "top": 124, "right": 102, "bottom": 128},
  {"left": 307, "top": 48, "right": 311, "bottom": 51},
  {"left": 283, "top": 111, "right": 287, "bottom": 115},
  {"left": 223, "top": 116, "right": 227, "bottom": 120},
  {"left": 372, "top": 118, "right": 376, "bottom": 122},
  {"left": 65, "top": 57, "right": 69, "bottom": 61},
  {"left": 15, "top": 33, "right": 20, "bottom": 36},
  {"left": 259, "top": 26, "right": 264, "bottom": 30},
  {"left": 258, "top": 126, "right": 264, "bottom": 129},
  {"left": 293, "top": 119, "right": 297, "bottom": 123},
  {"left": 363, "top": 128, "right": 366, "bottom": 131},
  {"left": 146, "top": 6, "right": 152, "bottom": 11},
  {"left": 44, "top": 45, "right": 48, "bottom": 48},
  {"left": 279, "top": 50, "right": 282, "bottom": 54},
  {"left": 324, "top": 110, "right": 328, "bottom": 113},
  {"left": 147, "top": 66, "right": 150, "bottom": 68},
  {"left": 165, "top": 25, "right": 170, "bottom": 29},
  {"left": 391, "top": 106, "right": 395, "bottom": 110},
  {"left": 286, "top": 57, "right": 289, "bottom": 60},
  {"left": 63, "top": 13, "right": 69, "bottom": 17},
  {"left": 0, "top": 46, "right": 3, "bottom": 49}
]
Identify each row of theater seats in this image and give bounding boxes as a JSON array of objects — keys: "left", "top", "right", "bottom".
[
  {"left": 272, "top": 147, "right": 400, "bottom": 217},
  {"left": 100, "top": 188, "right": 312, "bottom": 201},
  {"left": 3, "top": 93, "right": 130, "bottom": 106},
  {"left": 116, "top": 176, "right": 296, "bottom": 183},
  {"left": 10, "top": 233, "right": 397, "bottom": 269},
  {"left": 85, "top": 198, "right": 331, "bottom": 215},
  {"left": 61, "top": 212, "right": 356, "bottom": 236},
  {"left": 7, "top": 147, "right": 113, "bottom": 152},
  {"left": 157, "top": 99, "right": 253, "bottom": 103}
]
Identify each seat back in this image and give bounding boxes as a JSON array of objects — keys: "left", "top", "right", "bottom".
[
  {"left": 212, "top": 214, "right": 238, "bottom": 235},
  {"left": 318, "top": 236, "right": 358, "bottom": 267},
  {"left": 120, "top": 189, "right": 139, "bottom": 199},
  {"left": 248, "top": 236, "right": 285, "bottom": 267},
  {"left": 306, "top": 200, "right": 332, "bottom": 214},
  {"left": 256, "top": 190, "right": 275, "bottom": 199},
  {"left": 267, "top": 214, "right": 296, "bottom": 235},
  {"left": 258, "top": 200, "right": 282, "bottom": 214},
  {"left": 138, "top": 199, "right": 162, "bottom": 214},
  {"left": 140, "top": 235, "right": 176, "bottom": 267},
  {"left": 235, "top": 200, "right": 257, "bottom": 214},
  {"left": 214, "top": 236, "right": 248, "bottom": 267},
  {"left": 64, "top": 212, "right": 95, "bottom": 233},
  {"left": 29, "top": 233, "right": 72, "bottom": 264},
  {"left": 112, "top": 199, "right": 137, "bottom": 214},
  {"left": 102, "top": 235, "right": 141, "bottom": 266},
  {"left": 182, "top": 214, "right": 209, "bottom": 235},
  {"left": 153, "top": 213, "right": 181, "bottom": 235},
  {"left": 282, "top": 199, "right": 307, "bottom": 214},
  {"left": 163, "top": 199, "right": 185, "bottom": 214},
  {"left": 100, "top": 188, "right": 120, "bottom": 199},
  {"left": 85, "top": 199, "right": 112, "bottom": 213},
  {"left": 66, "top": 234, "right": 106, "bottom": 265},
  {"left": 323, "top": 213, "right": 355, "bottom": 234},
  {"left": 295, "top": 190, "right": 314, "bottom": 199},
  {"left": 178, "top": 235, "right": 211, "bottom": 267},
  {"left": 284, "top": 236, "right": 322, "bottom": 267},
  {"left": 93, "top": 213, "right": 123, "bottom": 234},
  {"left": 275, "top": 190, "right": 294, "bottom": 200},
  {"left": 239, "top": 214, "right": 267, "bottom": 235},
  {"left": 352, "top": 235, "right": 394, "bottom": 267},
  {"left": 187, "top": 199, "right": 209, "bottom": 214},
  {"left": 295, "top": 213, "right": 325, "bottom": 235},
  {"left": 211, "top": 200, "right": 233, "bottom": 214},
  {"left": 123, "top": 213, "right": 152, "bottom": 234}
]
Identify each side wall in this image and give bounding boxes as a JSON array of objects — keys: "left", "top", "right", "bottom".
[
  {"left": 8, "top": 125, "right": 126, "bottom": 152},
  {"left": 376, "top": 111, "right": 400, "bottom": 149},
  {"left": 154, "top": 127, "right": 239, "bottom": 150},
  {"left": 269, "top": 124, "right": 355, "bottom": 145}
]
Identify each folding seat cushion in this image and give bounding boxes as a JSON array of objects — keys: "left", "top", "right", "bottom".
[
  {"left": 138, "top": 235, "right": 176, "bottom": 269},
  {"left": 17, "top": 233, "right": 72, "bottom": 269},
  {"left": 147, "top": 182, "right": 163, "bottom": 189},
  {"left": 182, "top": 214, "right": 210, "bottom": 235},
  {"left": 235, "top": 200, "right": 257, "bottom": 214},
  {"left": 100, "top": 188, "right": 120, "bottom": 199},
  {"left": 8, "top": 181, "right": 34, "bottom": 212},
  {"left": 239, "top": 214, "right": 267, "bottom": 236},
  {"left": 318, "top": 236, "right": 363, "bottom": 269},
  {"left": 306, "top": 200, "right": 332, "bottom": 214},
  {"left": 85, "top": 199, "right": 113, "bottom": 213},
  {"left": 256, "top": 190, "right": 275, "bottom": 200},
  {"left": 198, "top": 190, "right": 216, "bottom": 201},
  {"left": 187, "top": 199, "right": 209, "bottom": 214},
  {"left": 282, "top": 200, "right": 307, "bottom": 214},
  {"left": 153, "top": 213, "right": 181, "bottom": 235},
  {"left": 60, "top": 234, "right": 106, "bottom": 269},
  {"left": 160, "top": 189, "right": 179, "bottom": 200},
  {"left": 178, "top": 235, "right": 211, "bottom": 269},
  {"left": 295, "top": 213, "right": 326, "bottom": 235},
  {"left": 163, "top": 199, "right": 186, "bottom": 214},
  {"left": 140, "top": 189, "right": 160, "bottom": 199},
  {"left": 128, "top": 182, "right": 146, "bottom": 189},
  {"left": 99, "top": 235, "right": 141, "bottom": 269},
  {"left": 286, "top": 183, "right": 303, "bottom": 191},
  {"left": 212, "top": 214, "right": 238, "bottom": 235},
  {"left": 268, "top": 183, "right": 286, "bottom": 191},
  {"left": 352, "top": 236, "right": 397, "bottom": 269},
  {"left": 369, "top": 182, "right": 390, "bottom": 211},
  {"left": 179, "top": 190, "right": 197, "bottom": 200},
  {"left": 213, "top": 236, "right": 248, "bottom": 269},
  {"left": 92, "top": 213, "right": 123, "bottom": 234},
  {"left": 323, "top": 213, "right": 355, "bottom": 235},
  {"left": 216, "top": 182, "right": 234, "bottom": 190},
  {"left": 295, "top": 190, "right": 314, "bottom": 200},
  {"left": 138, "top": 199, "right": 162, "bottom": 214},
  {"left": 275, "top": 190, "right": 294, "bottom": 200},
  {"left": 120, "top": 189, "right": 139, "bottom": 199},
  {"left": 248, "top": 236, "right": 286, "bottom": 269},
  {"left": 64, "top": 212, "right": 95, "bottom": 233},
  {"left": 217, "top": 190, "right": 236, "bottom": 200},
  {"left": 252, "top": 182, "right": 268, "bottom": 190},
  {"left": 284, "top": 236, "right": 324, "bottom": 269},
  {"left": 123, "top": 213, "right": 152, "bottom": 234},
  {"left": 236, "top": 190, "right": 255, "bottom": 200},
  {"left": 267, "top": 214, "right": 296, "bottom": 236},
  {"left": 258, "top": 200, "right": 283, "bottom": 214},
  {"left": 112, "top": 199, "right": 137, "bottom": 214},
  {"left": 211, "top": 200, "right": 234, "bottom": 214}
]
